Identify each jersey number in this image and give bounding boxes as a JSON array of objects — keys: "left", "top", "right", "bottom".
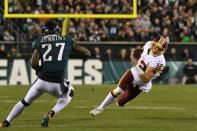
[
  {"left": 42, "top": 43, "right": 65, "bottom": 61},
  {"left": 138, "top": 60, "right": 146, "bottom": 72},
  {"left": 156, "top": 63, "right": 164, "bottom": 72}
]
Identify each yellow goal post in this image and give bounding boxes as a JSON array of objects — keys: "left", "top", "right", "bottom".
[{"left": 4, "top": 0, "right": 138, "bottom": 35}]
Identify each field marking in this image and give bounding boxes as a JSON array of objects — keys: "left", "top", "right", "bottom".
[
  {"left": 0, "top": 98, "right": 185, "bottom": 111},
  {"left": 116, "top": 106, "right": 186, "bottom": 111},
  {"left": 12, "top": 125, "right": 69, "bottom": 128},
  {"left": 74, "top": 105, "right": 186, "bottom": 111},
  {"left": 0, "top": 100, "right": 185, "bottom": 111},
  {"left": 0, "top": 100, "right": 88, "bottom": 103},
  {"left": 73, "top": 100, "right": 88, "bottom": 103},
  {"left": 0, "top": 96, "right": 10, "bottom": 99}
]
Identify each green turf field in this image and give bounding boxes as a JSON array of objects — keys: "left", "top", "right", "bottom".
[{"left": 0, "top": 84, "right": 197, "bottom": 131}]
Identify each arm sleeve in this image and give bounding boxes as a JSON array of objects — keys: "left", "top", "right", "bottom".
[
  {"left": 32, "top": 39, "right": 40, "bottom": 50},
  {"left": 65, "top": 36, "right": 76, "bottom": 46},
  {"left": 143, "top": 41, "right": 152, "bottom": 50}
]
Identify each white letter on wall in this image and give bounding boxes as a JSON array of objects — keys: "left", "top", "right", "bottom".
[
  {"left": 68, "top": 60, "right": 83, "bottom": 84},
  {"left": 0, "top": 59, "right": 8, "bottom": 85},
  {"left": 9, "top": 59, "right": 29, "bottom": 85},
  {"left": 84, "top": 60, "right": 102, "bottom": 84}
]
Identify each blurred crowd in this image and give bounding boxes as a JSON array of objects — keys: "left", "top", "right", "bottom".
[
  {"left": 0, "top": 0, "right": 196, "bottom": 42},
  {"left": 1, "top": 0, "right": 197, "bottom": 62}
]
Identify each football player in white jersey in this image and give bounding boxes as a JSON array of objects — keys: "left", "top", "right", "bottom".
[{"left": 90, "top": 36, "right": 168, "bottom": 116}]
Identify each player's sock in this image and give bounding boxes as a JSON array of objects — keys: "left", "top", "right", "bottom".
[
  {"left": 6, "top": 101, "right": 25, "bottom": 123},
  {"left": 90, "top": 92, "right": 115, "bottom": 116},
  {"left": 52, "top": 97, "right": 72, "bottom": 114},
  {"left": 98, "top": 87, "right": 123, "bottom": 109},
  {"left": 98, "top": 92, "right": 115, "bottom": 109}
]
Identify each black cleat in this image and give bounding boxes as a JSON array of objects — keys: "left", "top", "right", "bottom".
[
  {"left": 0, "top": 120, "right": 10, "bottom": 128},
  {"left": 41, "top": 115, "right": 49, "bottom": 127},
  {"left": 41, "top": 111, "right": 55, "bottom": 128}
]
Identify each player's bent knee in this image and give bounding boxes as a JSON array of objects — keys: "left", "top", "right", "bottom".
[
  {"left": 117, "top": 97, "right": 128, "bottom": 107},
  {"left": 21, "top": 99, "right": 30, "bottom": 107},
  {"left": 111, "top": 87, "right": 123, "bottom": 97},
  {"left": 117, "top": 101, "right": 125, "bottom": 107}
]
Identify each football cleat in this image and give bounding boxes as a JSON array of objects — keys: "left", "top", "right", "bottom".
[
  {"left": 41, "top": 111, "right": 55, "bottom": 128},
  {"left": 0, "top": 120, "right": 10, "bottom": 128},
  {"left": 90, "top": 108, "right": 104, "bottom": 117}
]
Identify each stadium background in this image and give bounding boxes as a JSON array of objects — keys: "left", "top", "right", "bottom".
[
  {"left": 1, "top": 0, "right": 197, "bottom": 131},
  {"left": 0, "top": 0, "right": 197, "bottom": 85}
]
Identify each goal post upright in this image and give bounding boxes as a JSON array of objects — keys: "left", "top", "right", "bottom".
[{"left": 62, "top": 18, "right": 70, "bottom": 36}]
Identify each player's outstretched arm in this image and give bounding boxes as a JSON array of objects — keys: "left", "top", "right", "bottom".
[
  {"left": 140, "top": 67, "right": 162, "bottom": 82},
  {"left": 31, "top": 49, "right": 40, "bottom": 70},
  {"left": 139, "top": 67, "right": 156, "bottom": 83},
  {"left": 130, "top": 54, "right": 138, "bottom": 66},
  {"left": 130, "top": 48, "right": 143, "bottom": 66},
  {"left": 72, "top": 44, "right": 91, "bottom": 56}
]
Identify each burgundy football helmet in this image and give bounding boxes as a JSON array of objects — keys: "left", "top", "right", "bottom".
[{"left": 151, "top": 36, "right": 168, "bottom": 56}]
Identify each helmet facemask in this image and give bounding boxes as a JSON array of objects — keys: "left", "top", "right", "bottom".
[
  {"left": 151, "top": 36, "right": 168, "bottom": 56},
  {"left": 41, "top": 21, "right": 61, "bottom": 36}
]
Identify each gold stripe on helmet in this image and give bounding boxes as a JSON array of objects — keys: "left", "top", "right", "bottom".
[{"left": 154, "top": 36, "right": 166, "bottom": 50}]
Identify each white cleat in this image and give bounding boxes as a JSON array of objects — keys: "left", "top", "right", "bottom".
[{"left": 90, "top": 108, "right": 104, "bottom": 117}]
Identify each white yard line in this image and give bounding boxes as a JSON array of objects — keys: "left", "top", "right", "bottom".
[
  {"left": 0, "top": 100, "right": 88, "bottom": 103},
  {"left": 12, "top": 125, "right": 69, "bottom": 128},
  {"left": 0, "top": 100, "right": 185, "bottom": 111},
  {"left": 74, "top": 105, "right": 186, "bottom": 111}
]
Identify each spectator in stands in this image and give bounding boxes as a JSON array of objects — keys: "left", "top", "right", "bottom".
[
  {"left": 93, "top": 47, "right": 102, "bottom": 59},
  {"left": 0, "top": 12, "right": 4, "bottom": 41},
  {"left": 0, "top": 27, "right": 3, "bottom": 40},
  {"left": 167, "top": 48, "right": 178, "bottom": 61},
  {"left": 134, "top": 26, "right": 144, "bottom": 41},
  {"left": 0, "top": 45, "right": 8, "bottom": 58},
  {"left": 104, "top": 48, "right": 113, "bottom": 60},
  {"left": 125, "top": 30, "right": 135, "bottom": 41},
  {"left": 180, "top": 48, "right": 192, "bottom": 60},
  {"left": 0, "top": 34, "right": 3, "bottom": 41},
  {"left": 191, "top": 11, "right": 197, "bottom": 41},
  {"left": 119, "top": 48, "right": 129, "bottom": 60},
  {"left": 108, "top": 19, "right": 119, "bottom": 41},
  {"left": 152, "top": 18, "right": 163, "bottom": 36},
  {"left": 7, "top": 47, "right": 21, "bottom": 59},
  {"left": 162, "top": 27, "right": 170, "bottom": 43},
  {"left": 193, "top": 51, "right": 197, "bottom": 61},
  {"left": 23, "top": 19, "right": 34, "bottom": 33},
  {"left": 3, "top": 31, "right": 15, "bottom": 41},
  {"left": 182, "top": 58, "right": 197, "bottom": 85},
  {"left": 181, "top": 26, "right": 191, "bottom": 42},
  {"left": 3, "top": 0, "right": 197, "bottom": 42}
]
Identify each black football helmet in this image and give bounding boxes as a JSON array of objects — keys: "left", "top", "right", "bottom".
[{"left": 41, "top": 21, "right": 61, "bottom": 36}]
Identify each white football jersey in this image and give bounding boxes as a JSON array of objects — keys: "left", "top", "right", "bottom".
[{"left": 131, "top": 41, "right": 166, "bottom": 86}]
